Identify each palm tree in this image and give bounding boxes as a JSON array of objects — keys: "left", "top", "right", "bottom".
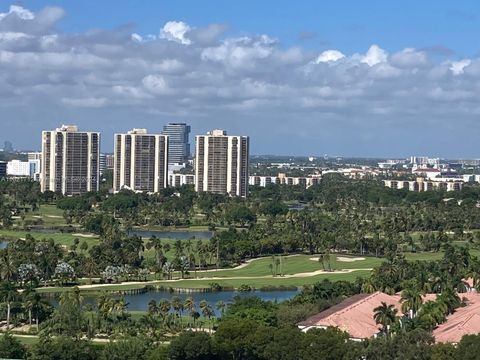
[
  {"left": 361, "top": 279, "right": 376, "bottom": 294},
  {"left": 417, "top": 300, "right": 448, "bottom": 330},
  {"left": 0, "top": 281, "right": 17, "bottom": 330},
  {"left": 158, "top": 298, "right": 171, "bottom": 326},
  {"left": 171, "top": 296, "right": 183, "bottom": 324},
  {"left": 200, "top": 301, "right": 214, "bottom": 331},
  {"left": 184, "top": 296, "right": 196, "bottom": 327},
  {"left": 147, "top": 299, "right": 158, "bottom": 315},
  {"left": 437, "top": 288, "right": 461, "bottom": 315},
  {"left": 216, "top": 300, "right": 226, "bottom": 317},
  {"left": 373, "top": 302, "right": 398, "bottom": 336},
  {"left": 400, "top": 288, "right": 423, "bottom": 318},
  {"left": 146, "top": 236, "right": 164, "bottom": 268}
]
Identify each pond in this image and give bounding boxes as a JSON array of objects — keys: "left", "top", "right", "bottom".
[
  {"left": 50, "top": 289, "right": 299, "bottom": 316},
  {"left": 0, "top": 241, "right": 6, "bottom": 249},
  {"left": 128, "top": 229, "right": 213, "bottom": 240}
]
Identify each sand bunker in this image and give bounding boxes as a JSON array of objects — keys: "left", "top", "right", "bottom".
[
  {"left": 72, "top": 233, "right": 97, "bottom": 238},
  {"left": 336, "top": 256, "right": 366, "bottom": 262}
]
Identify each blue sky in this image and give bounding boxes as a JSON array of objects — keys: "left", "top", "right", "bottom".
[
  {"left": 17, "top": 0, "right": 480, "bottom": 56},
  {"left": 1, "top": 1, "right": 480, "bottom": 157}
]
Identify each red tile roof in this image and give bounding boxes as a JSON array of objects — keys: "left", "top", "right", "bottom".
[
  {"left": 434, "top": 293, "right": 480, "bottom": 343},
  {"left": 298, "top": 292, "right": 402, "bottom": 339},
  {"left": 298, "top": 292, "right": 480, "bottom": 342}
]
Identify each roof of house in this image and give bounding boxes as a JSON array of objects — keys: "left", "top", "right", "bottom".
[
  {"left": 298, "top": 291, "right": 480, "bottom": 342},
  {"left": 434, "top": 293, "right": 480, "bottom": 343},
  {"left": 297, "top": 292, "right": 403, "bottom": 339}
]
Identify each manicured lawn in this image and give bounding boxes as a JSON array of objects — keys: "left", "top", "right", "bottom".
[
  {"left": 155, "top": 270, "right": 372, "bottom": 289},
  {"left": 196, "top": 254, "right": 381, "bottom": 278},
  {"left": 22, "top": 204, "right": 68, "bottom": 227},
  {"left": 0, "top": 229, "right": 100, "bottom": 248},
  {"left": 3, "top": 334, "right": 40, "bottom": 346}
]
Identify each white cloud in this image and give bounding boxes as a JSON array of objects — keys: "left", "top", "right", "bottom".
[
  {"left": 159, "top": 21, "right": 191, "bottom": 45},
  {"left": 450, "top": 59, "right": 471, "bottom": 75},
  {"left": 0, "top": 5, "right": 35, "bottom": 21},
  {"left": 142, "top": 74, "right": 172, "bottom": 95},
  {"left": 0, "top": 31, "right": 31, "bottom": 41},
  {"left": 131, "top": 33, "right": 143, "bottom": 42},
  {"left": 314, "top": 50, "right": 345, "bottom": 63},
  {"left": 2, "top": 4, "right": 480, "bottom": 156},
  {"left": 390, "top": 48, "right": 428, "bottom": 68},
  {"left": 361, "top": 45, "right": 388, "bottom": 66}
]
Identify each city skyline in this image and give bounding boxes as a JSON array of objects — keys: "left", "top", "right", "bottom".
[{"left": 2, "top": 2, "right": 480, "bottom": 157}]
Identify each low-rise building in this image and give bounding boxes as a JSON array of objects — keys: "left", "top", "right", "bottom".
[
  {"left": 384, "top": 177, "right": 463, "bottom": 192},
  {"left": 298, "top": 291, "right": 480, "bottom": 343},
  {"left": 249, "top": 174, "right": 320, "bottom": 188},
  {"left": 7, "top": 159, "right": 40, "bottom": 180}
]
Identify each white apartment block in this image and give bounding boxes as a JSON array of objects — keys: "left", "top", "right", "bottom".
[
  {"left": 169, "top": 173, "right": 195, "bottom": 188},
  {"left": 114, "top": 129, "right": 168, "bottom": 193},
  {"left": 249, "top": 175, "right": 321, "bottom": 188},
  {"left": 384, "top": 178, "right": 463, "bottom": 192},
  {"left": 195, "top": 130, "right": 249, "bottom": 197},
  {"left": 7, "top": 159, "right": 40, "bottom": 180},
  {"left": 41, "top": 125, "right": 100, "bottom": 195}
]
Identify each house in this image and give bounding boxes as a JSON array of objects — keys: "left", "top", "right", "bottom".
[
  {"left": 298, "top": 291, "right": 480, "bottom": 343},
  {"left": 297, "top": 292, "right": 402, "bottom": 340}
]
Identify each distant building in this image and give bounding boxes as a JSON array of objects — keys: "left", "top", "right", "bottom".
[
  {"left": 162, "top": 123, "right": 191, "bottom": 165},
  {"left": 169, "top": 173, "right": 195, "bottom": 188},
  {"left": 99, "top": 154, "right": 114, "bottom": 175},
  {"left": 27, "top": 152, "right": 42, "bottom": 162},
  {"left": 114, "top": 128, "right": 168, "bottom": 193},
  {"left": 3, "top": 141, "right": 13, "bottom": 153},
  {"left": 0, "top": 161, "right": 6, "bottom": 178},
  {"left": 195, "top": 129, "right": 249, "bottom": 197},
  {"left": 384, "top": 177, "right": 463, "bottom": 192},
  {"left": 7, "top": 159, "right": 40, "bottom": 180},
  {"left": 249, "top": 175, "right": 320, "bottom": 188},
  {"left": 41, "top": 125, "right": 100, "bottom": 195}
]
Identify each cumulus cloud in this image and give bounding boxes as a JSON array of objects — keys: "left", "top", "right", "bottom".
[
  {"left": 360, "top": 45, "right": 388, "bottom": 66},
  {"left": 314, "top": 50, "right": 345, "bottom": 63},
  {"left": 0, "top": 5, "right": 35, "bottom": 20},
  {"left": 1, "top": 4, "right": 480, "bottom": 156},
  {"left": 159, "top": 21, "right": 191, "bottom": 45},
  {"left": 450, "top": 59, "right": 471, "bottom": 75}
]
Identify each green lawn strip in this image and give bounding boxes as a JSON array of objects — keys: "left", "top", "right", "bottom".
[
  {"left": 196, "top": 254, "right": 380, "bottom": 278},
  {"left": 21, "top": 204, "right": 68, "bottom": 227},
  {"left": 2, "top": 333, "right": 40, "bottom": 346},
  {"left": 154, "top": 270, "right": 371, "bottom": 289},
  {"left": 0, "top": 229, "right": 100, "bottom": 248},
  {"left": 35, "top": 269, "right": 372, "bottom": 294}
]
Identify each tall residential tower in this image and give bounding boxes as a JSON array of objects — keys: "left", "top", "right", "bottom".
[
  {"left": 41, "top": 125, "right": 100, "bottom": 195},
  {"left": 114, "top": 129, "right": 169, "bottom": 193},
  {"left": 162, "top": 123, "right": 190, "bottom": 165},
  {"left": 195, "top": 130, "right": 249, "bottom": 197}
]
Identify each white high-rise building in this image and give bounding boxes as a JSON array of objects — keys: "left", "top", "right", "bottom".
[
  {"left": 195, "top": 129, "right": 249, "bottom": 197},
  {"left": 114, "top": 129, "right": 169, "bottom": 193},
  {"left": 41, "top": 125, "right": 100, "bottom": 195}
]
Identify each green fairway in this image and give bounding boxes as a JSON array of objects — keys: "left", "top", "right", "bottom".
[
  {"left": 156, "top": 270, "right": 372, "bottom": 289},
  {"left": 0, "top": 229, "right": 100, "bottom": 248},
  {"left": 21, "top": 204, "right": 69, "bottom": 227},
  {"left": 196, "top": 254, "right": 380, "bottom": 278}
]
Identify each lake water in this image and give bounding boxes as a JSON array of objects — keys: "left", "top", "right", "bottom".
[
  {"left": 50, "top": 289, "right": 299, "bottom": 316},
  {"left": 0, "top": 241, "right": 6, "bottom": 249},
  {"left": 129, "top": 230, "right": 213, "bottom": 240}
]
